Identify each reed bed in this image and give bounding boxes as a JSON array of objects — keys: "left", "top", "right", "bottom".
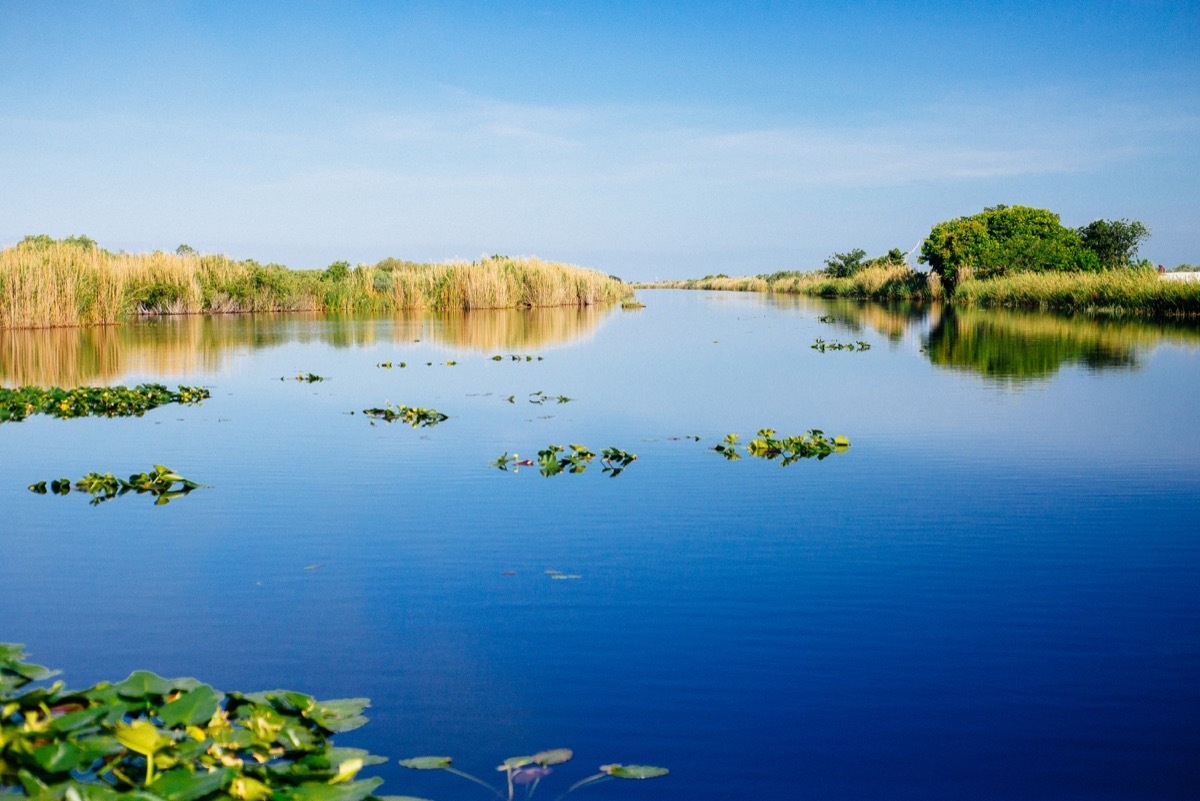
[
  {"left": 640, "top": 263, "right": 1200, "bottom": 316},
  {"left": 952, "top": 269, "right": 1200, "bottom": 315},
  {"left": 0, "top": 244, "right": 628, "bottom": 329}
]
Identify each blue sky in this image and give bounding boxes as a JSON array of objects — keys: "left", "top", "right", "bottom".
[{"left": 2, "top": 1, "right": 1197, "bottom": 279}]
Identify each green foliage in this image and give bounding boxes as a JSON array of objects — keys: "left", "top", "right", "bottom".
[
  {"left": 175, "top": 245, "right": 197, "bottom": 256},
  {"left": 493, "top": 445, "right": 637, "bottom": 476},
  {"left": 713, "top": 430, "right": 849, "bottom": 464},
  {"left": 811, "top": 338, "right": 871, "bottom": 352},
  {"left": 1077, "top": 219, "right": 1150, "bottom": 269},
  {"left": 284, "top": 373, "right": 326, "bottom": 383},
  {"left": 0, "top": 384, "right": 210, "bottom": 423},
  {"left": 823, "top": 249, "right": 867, "bottom": 278},
  {"left": 823, "top": 248, "right": 905, "bottom": 278},
  {"left": 918, "top": 205, "right": 1149, "bottom": 290},
  {"left": 399, "top": 748, "right": 667, "bottom": 800},
  {"left": 28, "top": 465, "right": 203, "bottom": 506},
  {"left": 361, "top": 403, "right": 447, "bottom": 427},
  {"left": 322, "top": 262, "right": 351, "bottom": 283},
  {"left": 18, "top": 235, "right": 98, "bottom": 251},
  {"left": 0, "top": 644, "right": 387, "bottom": 801}
]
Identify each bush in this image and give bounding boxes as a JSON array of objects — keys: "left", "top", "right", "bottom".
[
  {"left": 323, "top": 260, "right": 351, "bottom": 282},
  {"left": 919, "top": 205, "right": 1134, "bottom": 291}
]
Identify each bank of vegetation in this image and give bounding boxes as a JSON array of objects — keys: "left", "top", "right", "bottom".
[
  {"left": 0, "top": 236, "right": 629, "bottom": 329},
  {"left": 638, "top": 206, "right": 1200, "bottom": 316}
]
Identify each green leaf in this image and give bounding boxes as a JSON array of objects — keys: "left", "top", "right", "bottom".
[
  {"left": 600, "top": 764, "right": 669, "bottom": 779},
  {"left": 150, "top": 768, "right": 230, "bottom": 801},
  {"left": 115, "top": 671, "right": 197, "bottom": 699},
  {"left": 398, "top": 757, "right": 452, "bottom": 770},
  {"left": 32, "top": 740, "right": 88, "bottom": 773},
  {"left": 158, "top": 685, "right": 220, "bottom": 727},
  {"left": 286, "top": 777, "right": 383, "bottom": 801},
  {"left": 531, "top": 748, "right": 573, "bottom": 766},
  {"left": 305, "top": 697, "right": 370, "bottom": 733},
  {"left": 115, "top": 720, "right": 175, "bottom": 756}
]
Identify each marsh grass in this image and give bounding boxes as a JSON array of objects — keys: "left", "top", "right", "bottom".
[
  {"left": 638, "top": 264, "right": 1200, "bottom": 315},
  {"left": 0, "top": 243, "right": 628, "bottom": 329}
]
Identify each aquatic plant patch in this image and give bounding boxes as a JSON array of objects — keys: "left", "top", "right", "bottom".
[
  {"left": 490, "top": 354, "right": 544, "bottom": 362},
  {"left": 362, "top": 403, "right": 448, "bottom": 427},
  {"left": 399, "top": 748, "right": 667, "bottom": 800},
  {"left": 0, "top": 643, "right": 389, "bottom": 801},
  {"left": 493, "top": 445, "right": 637, "bottom": 477},
  {"left": 715, "top": 430, "right": 850, "bottom": 464},
  {"left": 527, "top": 390, "right": 572, "bottom": 405},
  {"left": 28, "top": 465, "right": 203, "bottom": 505},
  {"left": 375, "top": 361, "right": 406, "bottom": 368},
  {"left": 283, "top": 373, "right": 326, "bottom": 382},
  {"left": 811, "top": 338, "right": 871, "bottom": 352},
  {"left": 0, "top": 383, "right": 210, "bottom": 423}
]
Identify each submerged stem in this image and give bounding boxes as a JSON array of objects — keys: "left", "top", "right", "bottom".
[
  {"left": 444, "top": 766, "right": 503, "bottom": 798},
  {"left": 556, "top": 773, "right": 610, "bottom": 800}
]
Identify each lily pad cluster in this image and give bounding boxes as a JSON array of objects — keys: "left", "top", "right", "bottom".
[
  {"left": 375, "top": 361, "right": 406, "bottom": 369},
  {"left": 0, "top": 644, "right": 386, "bottom": 801},
  {"left": 28, "top": 465, "right": 203, "bottom": 506},
  {"left": 714, "top": 430, "right": 850, "bottom": 464},
  {"left": 0, "top": 384, "right": 210, "bottom": 423},
  {"left": 282, "top": 373, "right": 325, "bottom": 383},
  {"left": 490, "top": 354, "right": 543, "bottom": 362},
  {"left": 399, "top": 748, "right": 667, "bottom": 800},
  {"left": 811, "top": 338, "right": 870, "bottom": 352},
  {"left": 526, "top": 391, "right": 572, "bottom": 405},
  {"left": 362, "top": 403, "right": 447, "bottom": 427},
  {"left": 493, "top": 445, "right": 637, "bottom": 477}
]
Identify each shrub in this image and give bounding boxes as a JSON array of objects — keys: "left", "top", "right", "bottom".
[{"left": 920, "top": 205, "right": 1117, "bottom": 291}]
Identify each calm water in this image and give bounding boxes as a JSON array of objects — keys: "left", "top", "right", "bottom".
[{"left": 2, "top": 290, "right": 1198, "bottom": 800}]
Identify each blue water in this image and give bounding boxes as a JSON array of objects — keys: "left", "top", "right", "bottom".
[{"left": 2, "top": 291, "right": 1198, "bottom": 800}]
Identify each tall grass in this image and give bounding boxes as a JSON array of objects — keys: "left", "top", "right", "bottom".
[
  {"left": 0, "top": 244, "right": 628, "bottom": 330},
  {"left": 952, "top": 268, "right": 1200, "bottom": 315},
  {"left": 639, "top": 263, "right": 1200, "bottom": 316}
]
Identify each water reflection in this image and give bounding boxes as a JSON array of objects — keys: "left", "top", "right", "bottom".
[
  {"left": 0, "top": 306, "right": 614, "bottom": 386},
  {"left": 760, "top": 293, "right": 1200, "bottom": 382},
  {"left": 924, "top": 306, "right": 1200, "bottom": 381}
]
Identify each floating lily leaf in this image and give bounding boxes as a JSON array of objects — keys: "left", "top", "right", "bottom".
[
  {"left": 363, "top": 404, "right": 447, "bottom": 428},
  {"left": 398, "top": 756, "right": 452, "bottom": 770},
  {"left": 285, "top": 373, "right": 326, "bottom": 383},
  {"left": 114, "top": 720, "right": 174, "bottom": 757},
  {"left": 0, "top": 383, "right": 209, "bottom": 423},
  {"left": 599, "top": 764, "right": 669, "bottom": 779},
  {"left": 150, "top": 768, "right": 231, "bottom": 801},
  {"left": 158, "top": 685, "right": 220, "bottom": 727}
]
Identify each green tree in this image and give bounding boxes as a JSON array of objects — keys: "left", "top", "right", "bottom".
[
  {"left": 1077, "top": 218, "right": 1150, "bottom": 269},
  {"left": 919, "top": 205, "right": 1101, "bottom": 291},
  {"left": 175, "top": 243, "right": 197, "bottom": 256},
  {"left": 823, "top": 248, "right": 867, "bottom": 277}
]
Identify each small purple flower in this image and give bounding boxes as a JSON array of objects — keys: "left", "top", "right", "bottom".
[{"left": 512, "top": 766, "right": 553, "bottom": 785}]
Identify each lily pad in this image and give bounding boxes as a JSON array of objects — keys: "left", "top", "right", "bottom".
[
  {"left": 398, "top": 756, "right": 452, "bottom": 770},
  {"left": 600, "top": 764, "right": 670, "bottom": 780}
]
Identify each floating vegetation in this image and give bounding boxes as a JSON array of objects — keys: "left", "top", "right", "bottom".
[
  {"left": 811, "top": 337, "right": 871, "bottom": 352},
  {"left": 599, "top": 447, "right": 638, "bottom": 476},
  {"left": 493, "top": 445, "right": 637, "bottom": 477},
  {"left": 400, "top": 748, "right": 667, "bottom": 800},
  {"left": 818, "top": 314, "right": 835, "bottom": 323},
  {"left": 376, "top": 361, "right": 406, "bottom": 368},
  {"left": 0, "top": 643, "right": 391, "bottom": 801},
  {"left": 527, "top": 390, "right": 573, "bottom": 405},
  {"left": 714, "top": 429, "right": 850, "bottom": 465},
  {"left": 283, "top": 372, "right": 325, "bottom": 382},
  {"left": 446, "top": 360, "right": 457, "bottom": 366},
  {"left": 490, "top": 354, "right": 544, "bottom": 362},
  {"left": 0, "top": 383, "right": 210, "bottom": 423},
  {"left": 28, "top": 464, "right": 204, "bottom": 505},
  {"left": 362, "top": 403, "right": 448, "bottom": 427}
]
